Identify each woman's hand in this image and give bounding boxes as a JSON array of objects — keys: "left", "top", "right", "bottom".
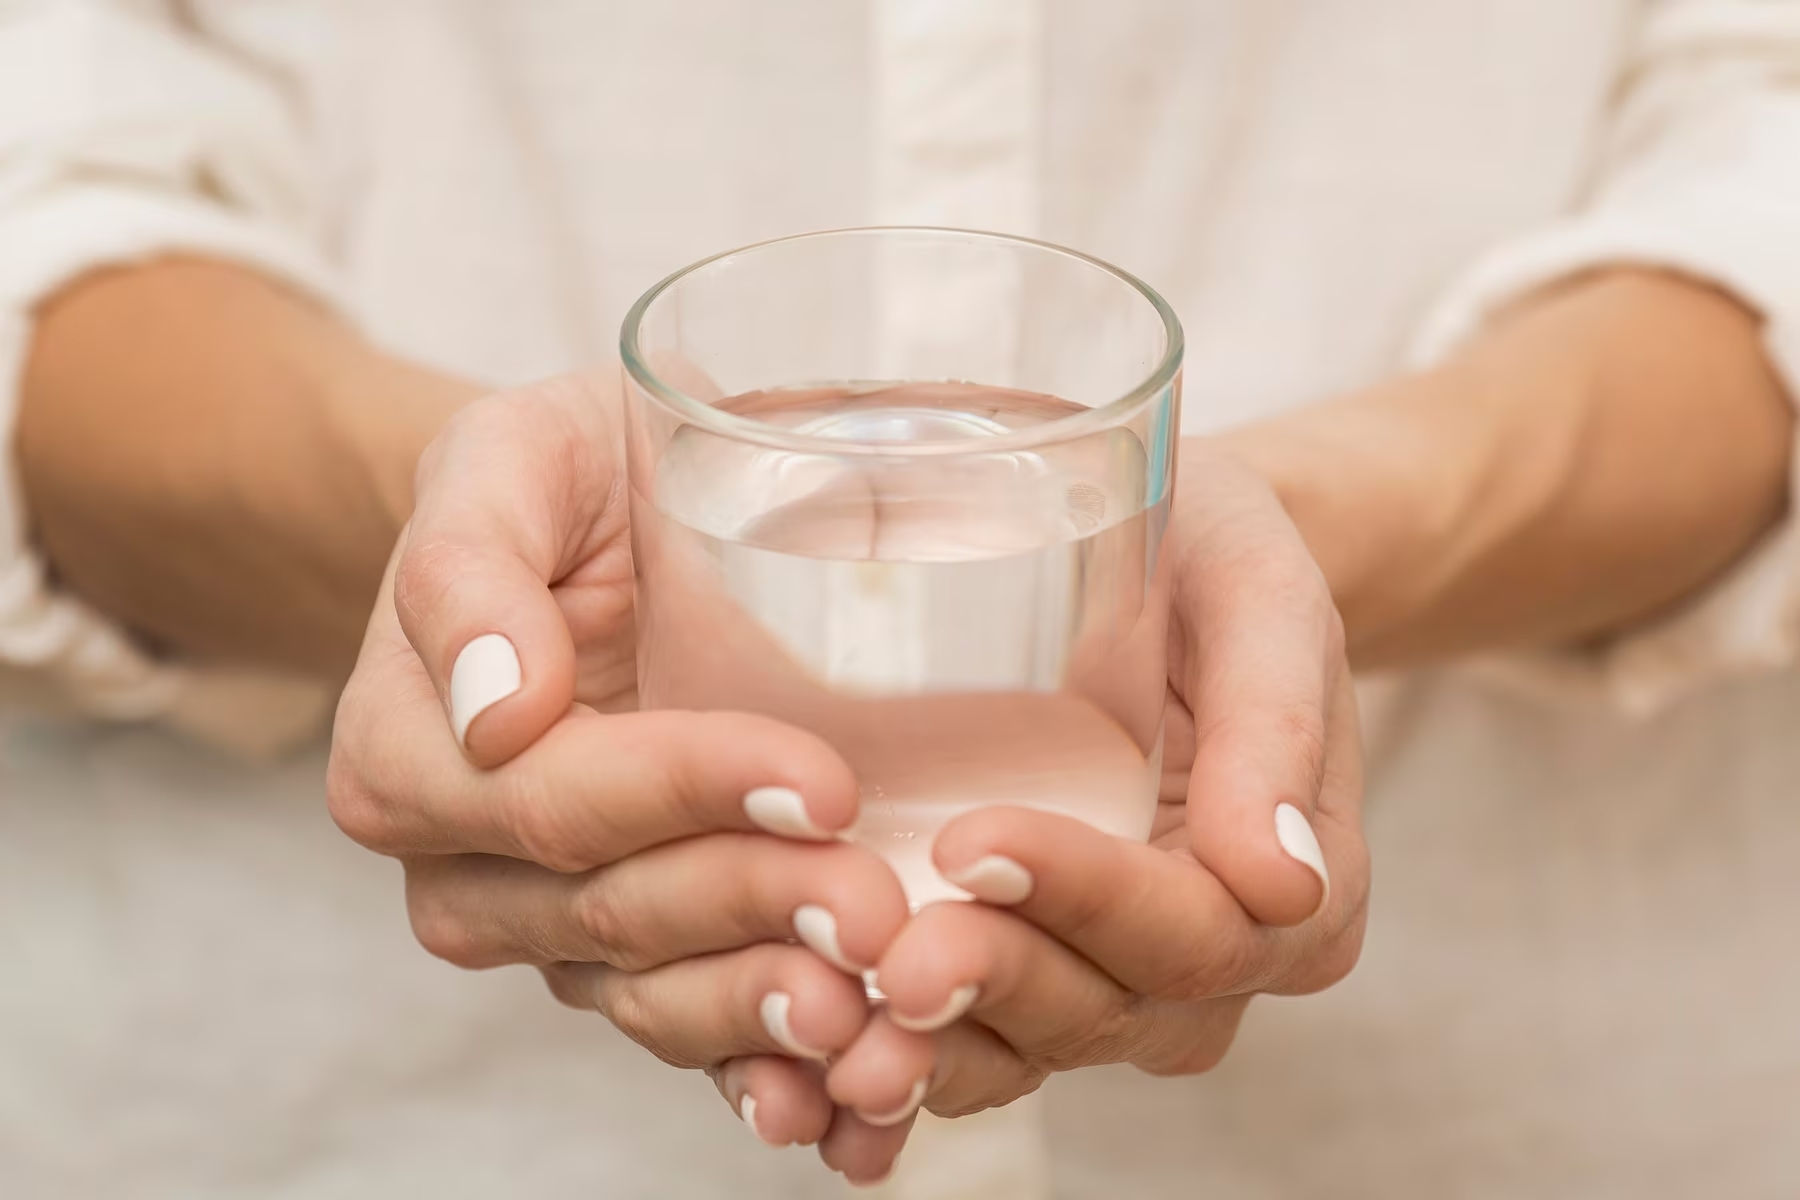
[
  {"left": 325, "top": 374, "right": 916, "bottom": 1180},
  {"left": 736, "top": 446, "right": 1369, "bottom": 1174}
]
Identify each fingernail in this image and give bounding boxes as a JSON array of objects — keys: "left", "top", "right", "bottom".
[
  {"left": 889, "top": 983, "right": 978, "bottom": 1033},
  {"left": 449, "top": 633, "right": 521, "bottom": 746},
  {"left": 794, "top": 905, "right": 864, "bottom": 974},
  {"left": 1274, "top": 803, "right": 1330, "bottom": 913},
  {"left": 739, "top": 1092, "right": 783, "bottom": 1147},
  {"left": 857, "top": 1076, "right": 928, "bottom": 1127},
  {"left": 760, "top": 990, "right": 829, "bottom": 1060},
  {"left": 945, "top": 855, "right": 1034, "bottom": 905},
  {"left": 744, "top": 787, "right": 839, "bottom": 842}
]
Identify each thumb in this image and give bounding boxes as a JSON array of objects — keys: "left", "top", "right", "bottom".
[
  {"left": 1176, "top": 472, "right": 1343, "bottom": 927},
  {"left": 392, "top": 378, "right": 618, "bottom": 767}
]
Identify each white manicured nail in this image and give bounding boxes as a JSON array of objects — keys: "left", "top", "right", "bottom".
[
  {"left": 760, "top": 991, "right": 828, "bottom": 1060},
  {"left": 1274, "top": 803, "right": 1330, "bottom": 913},
  {"left": 449, "top": 633, "right": 521, "bottom": 746},
  {"left": 744, "top": 787, "right": 837, "bottom": 842},
  {"left": 858, "top": 1077, "right": 928, "bottom": 1127},
  {"left": 945, "top": 855, "right": 1034, "bottom": 905},
  {"left": 889, "top": 984, "right": 978, "bottom": 1033},
  {"left": 794, "top": 905, "right": 863, "bottom": 974},
  {"left": 739, "top": 1092, "right": 782, "bottom": 1146}
]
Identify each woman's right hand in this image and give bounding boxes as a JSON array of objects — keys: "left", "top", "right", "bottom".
[{"left": 324, "top": 373, "right": 915, "bottom": 1182}]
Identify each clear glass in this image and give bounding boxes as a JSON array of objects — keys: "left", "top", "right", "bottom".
[{"left": 622, "top": 228, "right": 1182, "bottom": 908}]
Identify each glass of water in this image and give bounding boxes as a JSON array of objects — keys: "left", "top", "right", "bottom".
[{"left": 621, "top": 227, "right": 1182, "bottom": 908}]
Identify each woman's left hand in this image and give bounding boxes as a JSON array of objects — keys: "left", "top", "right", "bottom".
[{"left": 716, "top": 445, "right": 1370, "bottom": 1184}]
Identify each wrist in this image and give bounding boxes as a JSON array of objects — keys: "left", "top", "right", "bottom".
[
  {"left": 324, "top": 349, "right": 487, "bottom": 540},
  {"left": 1207, "top": 360, "right": 1511, "bottom": 667}
]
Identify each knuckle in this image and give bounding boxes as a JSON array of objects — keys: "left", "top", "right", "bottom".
[
  {"left": 413, "top": 394, "right": 520, "bottom": 491},
  {"left": 620, "top": 713, "right": 722, "bottom": 833},
  {"left": 591, "top": 976, "right": 641, "bottom": 1035},
  {"left": 1030, "top": 992, "right": 1145, "bottom": 1073},
  {"left": 1092, "top": 992, "right": 1152, "bottom": 1061},
  {"left": 498, "top": 774, "right": 596, "bottom": 873},
  {"left": 1284, "top": 919, "right": 1368, "bottom": 996},
  {"left": 323, "top": 748, "right": 397, "bottom": 853},
  {"left": 1133, "top": 1000, "right": 1248, "bottom": 1078},
  {"left": 928, "top": 1068, "right": 1046, "bottom": 1119},
  {"left": 568, "top": 872, "right": 644, "bottom": 969},
  {"left": 1264, "top": 703, "right": 1329, "bottom": 808},
  {"left": 1192, "top": 702, "right": 1328, "bottom": 809},
  {"left": 595, "top": 983, "right": 691, "bottom": 1068},
  {"left": 406, "top": 889, "right": 488, "bottom": 970},
  {"left": 1160, "top": 932, "right": 1258, "bottom": 1003},
  {"left": 391, "top": 537, "right": 476, "bottom": 633}
]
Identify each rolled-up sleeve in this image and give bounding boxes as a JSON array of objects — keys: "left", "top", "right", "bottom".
[
  {"left": 0, "top": 0, "right": 338, "bottom": 748},
  {"left": 1409, "top": 0, "right": 1800, "bottom": 716}
]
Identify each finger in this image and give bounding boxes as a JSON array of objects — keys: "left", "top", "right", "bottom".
[
  {"left": 1125, "top": 994, "right": 1255, "bottom": 1078},
  {"left": 403, "top": 835, "right": 909, "bottom": 973},
  {"left": 872, "top": 899, "right": 1148, "bottom": 1071},
  {"left": 329, "top": 695, "right": 858, "bottom": 871},
  {"left": 935, "top": 806, "right": 1362, "bottom": 1000},
  {"left": 919, "top": 987, "right": 1252, "bottom": 1085},
  {"left": 1172, "top": 461, "right": 1343, "bottom": 925},
  {"left": 542, "top": 943, "right": 872, "bottom": 1068},
  {"left": 821, "top": 1013, "right": 937, "bottom": 1127},
  {"left": 874, "top": 880, "right": 1265, "bottom": 1082},
  {"left": 826, "top": 1014, "right": 1042, "bottom": 1123},
  {"left": 919, "top": 1019, "right": 1046, "bottom": 1117},
  {"left": 396, "top": 378, "right": 623, "bottom": 766},
  {"left": 817, "top": 1107, "right": 915, "bottom": 1189},
  {"left": 711, "top": 1056, "right": 835, "bottom": 1148}
]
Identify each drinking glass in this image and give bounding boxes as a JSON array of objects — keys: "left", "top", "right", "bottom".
[{"left": 621, "top": 227, "right": 1182, "bottom": 908}]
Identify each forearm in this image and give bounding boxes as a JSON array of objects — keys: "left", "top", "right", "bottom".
[
  {"left": 1214, "top": 269, "right": 1795, "bottom": 669},
  {"left": 17, "top": 259, "right": 482, "bottom": 677}
]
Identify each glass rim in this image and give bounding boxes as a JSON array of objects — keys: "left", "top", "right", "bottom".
[{"left": 619, "top": 226, "right": 1184, "bottom": 458}]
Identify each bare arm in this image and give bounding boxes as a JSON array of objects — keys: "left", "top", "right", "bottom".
[
  {"left": 16, "top": 259, "right": 482, "bottom": 678},
  {"left": 1214, "top": 269, "right": 1795, "bottom": 669}
]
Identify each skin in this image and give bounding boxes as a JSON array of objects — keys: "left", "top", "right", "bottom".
[
  {"left": 18, "top": 260, "right": 1793, "bottom": 1185},
  {"left": 18, "top": 260, "right": 479, "bottom": 677}
]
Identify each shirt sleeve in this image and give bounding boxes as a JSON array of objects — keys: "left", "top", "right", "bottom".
[
  {"left": 0, "top": 0, "right": 337, "bottom": 752},
  {"left": 1407, "top": 0, "right": 1800, "bottom": 716}
]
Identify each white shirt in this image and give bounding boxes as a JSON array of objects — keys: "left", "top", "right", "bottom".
[{"left": 2, "top": 2, "right": 1799, "bottom": 1197}]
